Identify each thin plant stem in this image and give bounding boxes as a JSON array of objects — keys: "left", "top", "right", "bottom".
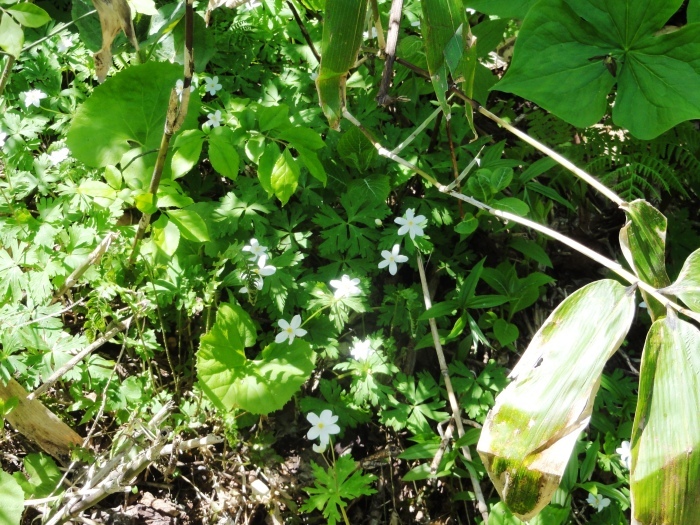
[
  {"left": 22, "top": 10, "right": 97, "bottom": 53},
  {"left": 391, "top": 105, "right": 442, "bottom": 155},
  {"left": 286, "top": 0, "right": 320, "bottom": 63},
  {"left": 416, "top": 254, "right": 490, "bottom": 522},
  {"left": 342, "top": 111, "right": 700, "bottom": 325},
  {"left": 0, "top": 55, "right": 15, "bottom": 98}
]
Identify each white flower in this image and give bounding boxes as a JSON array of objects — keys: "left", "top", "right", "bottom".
[
  {"left": 242, "top": 238, "right": 268, "bottom": 262},
  {"left": 307, "top": 410, "right": 340, "bottom": 450},
  {"left": 350, "top": 339, "right": 374, "bottom": 361},
  {"left": 378, "top": 244, "right": 408, "bottom": 275},
  {"left": 204, "top": 76, "right": 222, "bottom": 96},
  {"left": 363, "top": 27, "right": 378, "bottom": 39},
  {"left": 395, "top": 208, "right": 427, "bottom": 239},
  {"left": 330, "top": 275, "right": 361, "bottom": 299},
  {"left": 239, "top": 277, "right": 263, "bottom": 294},
  {"left": 175, "top": 79, "right": 194, "bottom": 99},
  {"left": 253, "top": 254, "right": 275, "bottom": 277},
  {"left": 586, "top": 493, "right": 611, "bottom": 512},
  {"left": 616, "top": 440, "right": 631, "bottom": 470},
  {"left": 56, "top": 34, "right": 73, "bottom": 53},
  {"left": 48, "top": 147, "right": 70, "bottom": 165},
  {"left": 205, "top": 110, "right": 223, "bottom": 128},
  {"left": 275, "top": 314, "right": 307, "bottom": 345},
  {"left": 23, "top": 89, "right": 47, "bottom": 108},
  {"left": 0, "top": 131, "right": 7, "bottom": 149}
]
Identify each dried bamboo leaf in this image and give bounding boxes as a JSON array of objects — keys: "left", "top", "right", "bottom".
[
  {"left": 631, "top": 311, "right": 700, "bottom": 525},
  {"left": 660, "top": 247, "right": 700, "bottom": 313},
  {"left": 91, "top": 0, "right": 139, "bottom": 82},
  {"left": 478, "top": 279, "right": 636, "bottom": 519},
  {"left": 316, "top": 0, "right": 368, "bottom": 129}
]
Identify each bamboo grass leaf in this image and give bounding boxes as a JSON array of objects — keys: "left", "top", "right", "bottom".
[
  {"left": 660, "top": 247, "right": 700, "bottom": 313},
  {"left": 316, "top": 0, "right": 368, "bottom": 129},
  {"left": 619, "top": 200, "right": 671, "bottom": 319},
  {"left": 477, "top": 279, "right": 636, "bottom": 519},
  {"left": 631, "top": 311, "right": 700, "bottom": 525}
]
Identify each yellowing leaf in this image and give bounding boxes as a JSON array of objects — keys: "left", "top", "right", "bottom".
[{"left": 91, "top": 0, "right": 139, "bottom": 82}]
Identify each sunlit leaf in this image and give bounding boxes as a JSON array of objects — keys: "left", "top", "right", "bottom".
[{"left": 661, "top": 248, "right": 700, "bottom": 312}]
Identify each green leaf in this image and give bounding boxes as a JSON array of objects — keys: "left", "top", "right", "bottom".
[
  {"left": 0, "top": 13, "right": 24, "bottom": 58},
  {"left": 492, "top": 197, "right": 529, "bottom": 216},
  {"left": 7, "top": 3, "right": 50, "bottom": 27},
  {"left": 66, "top": 62, "right": 201, "bottom": 169},
  {"left": 493, "top": 319, "right": 519, "bottom": 346},
  {"left": 418, "top": 300, "right": 459, "bottom": 321},
  {"left": 0, "top": 470, "right": 24, "bottom": 525},
  {"left": 151, "top": 215, "right": 180, "bottom": 256},
  {"left": 467, "top": 170, "right": 493, "bottom": 200},
  {"left": 258, "top": 104, "right": 290, "bottom": 132},
  {"left": 662, "top": 248, "right": 700, "bottom": 313},
  {"left": 467, "top": 0, "right": 538, "bottom": 19},
  {"left": 509, "top": 238, "right": 552, "bottom": 268},
  {"left": 12, "top": 453, "right": 62, "bottom": 499},
  {"left": 262, "top": 149, "right": 301, "bottom": 205},
  {"left": 316, "top": 0, "right": 368, "bottom": 129},
  {"left": 336, "top": 126, "right": 377, "bottom": 172},
  {"left": 133, "top": 192, "right": 158, "bottom": 214},
  {"left": 172, "top": 129, "right": 205, "bottom": 179},
  {"left": 691, "top": 0, "right": 700, "bottom": 24},
  {"left": 490, "top": 167, "right": 513, "bottom": 193},
  {"left": 297, "top": 147, "right": 327, "bottom": 185},
  {"left": 455, "top": 214, "right": 479, "bottom": 235},
  {"left": 477, "top": 279, "right": 636, "bottom": 519},
  {"left": 620, "top": 199, "right": 670, "bottom": 319},
  {"left": 277, "top": 127, "right": 325, "bottom": 151},
  {"left": 166, "top": 208, "right": 210, "bottom": 242},
  {"left": 493, "top": 0, "right": 700, "bottom": 139},
  {"left": 631, "top": 313, "right": 700, "bottom": 525},
  {"left": 208, "top": 126, "right": 240, "bottom": 180}
]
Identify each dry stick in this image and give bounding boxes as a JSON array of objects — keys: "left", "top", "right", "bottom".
[
  {"left": 0, "top": 56, "right": 15, "bottom": 98},
  {"left": 376, "top": 0, "right": 404, "bottom": 106},
  {"left": 342, "top": 109, "right": 700, "bottom": 325},
  {"left": 27, "top": 316, "right": 133, "bottom": 401},
  {"left": 51, "top": 232, "right": 117, "bottom": 304},
  {"left": 392, "top": 56, "right": 625, "bottom": 206},
  {"left": 286, "top": 0, "right": 320, "bottom": 63},
  {"left": 417, "top": 254, "right": 490, "bottom": 522},
  {"left": 128, "top": 0, "right": 194, "bottom": 266},
  {"left": 369, "top": 0, "right": 387, "bottom": 51}
]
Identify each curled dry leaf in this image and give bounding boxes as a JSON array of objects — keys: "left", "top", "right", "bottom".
[{"left": 91, "top": 0, "right": 139, "bottom": 82}]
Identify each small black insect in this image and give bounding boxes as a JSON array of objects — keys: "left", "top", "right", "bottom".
[{"left": 589, "top": 54, "right": 618, "bottom": 77}]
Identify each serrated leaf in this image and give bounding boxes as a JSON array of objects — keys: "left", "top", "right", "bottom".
[
  {"left": 493, "top": 0, "right": 700, "bottom": 139},
  {"left": 208, "top": 126, "right": 240, "bottom": 180},
  {"left": 66, "top": 62, "right": 201, "bottom": 171},
  {"left": 631, "top": 312, "right": 700, "bottom": 525},
  {"left": 166, "top": 208, "right": 210, "bottom": 242},
  {"left": 0, "top": 13, "right": 24, "bottom": 58},
  {"left": 661, "top": 248, "right": 700, "bottom": 312},
  {"left": 0, "top": 470, "right": 23, "bottom": 525},
  {"left": 477, "top": 279, "right": 635, "bottom": 519}
]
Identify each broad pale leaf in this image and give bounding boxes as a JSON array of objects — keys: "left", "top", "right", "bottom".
[
  {"left": 494, "top": 0, "right": 700, "bottom": 139},
  {"left": 477, "top": 279, "right": 635, "bottom": 519},
  {"left": 166, "top": 208, "right": 210, "bottom": 242},
  {"left": 661, "top": 248, "right": 700, "bottom": 312},
  {"left": 0, "top": 13, "right": 24, "bottom": 58},
  {"left": 0, "top": 470, "right": 23, "bottom": 525},
  {"left": 631, "top": 312, "right": 700, "bottom": 525},
  {"left": 619, "top": 200, "right": 670, "bottom": 320},
  {"left": 6, "top": 4, "right": 50, "bottom": 28},
  {"left": 66, "top": 62, "right": 200, "bottom": 175},
  {"left": 316, "top": 0, "right": 368, "bottom": 129}
]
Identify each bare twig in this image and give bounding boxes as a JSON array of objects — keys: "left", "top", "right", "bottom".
[
  {"left": 376, "top": 0, "right": 404, "bottom": 105},
  {"left": 369, "top": 0, "right": 386, "bottom": 52},
  {"left": 417, "top": 254, "right": 489, "bottom": 522},
  {"left": 286, "top": 0, "right": 320, "bottom": 63},
  {"left": 128, "top": 0, "right": 194, "bottom": 266},
  {"left": 51, "top": 232, "right": 117, "bottom": 304},
  {"left": 27, "top": 316, "right": 133, "bottom": 400}
]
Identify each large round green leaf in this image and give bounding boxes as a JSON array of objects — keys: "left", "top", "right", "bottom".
[
  {"left": 66, "top": 61, "right": 201, "bottom": 169},
  {"left": 0, "top": 470, "right": 24, "bottom": 525},
  {"left": 493, "top": 0, "right": 700, "bottom": 139}
]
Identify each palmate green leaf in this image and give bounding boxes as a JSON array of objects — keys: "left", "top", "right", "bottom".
[
  {"left": 197, "top": 303, "right": 315, "bottom": 415},
  {"left": 66, "top": 62, "right": 201, "bottom": 173},
  {"left": 477, "top": 279, "right": 635, "bottom": 520},
  {"left": 619, "top": 200, "right": 670, "bottom": 320},
  {"left": 494, "top": 0, "right": 700, "bottom": 139},
  {"left": 316, "top": 0, "right": 368, "bottom": 129},
  {"left": 0, "top": 470, "right": 23, "bottom": 525},
  {"left": 661, "top": 248, "right": 700, "bottom": 312},
  {"left": 631, "top": 312, "right": 700, "bottom": 525}
]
